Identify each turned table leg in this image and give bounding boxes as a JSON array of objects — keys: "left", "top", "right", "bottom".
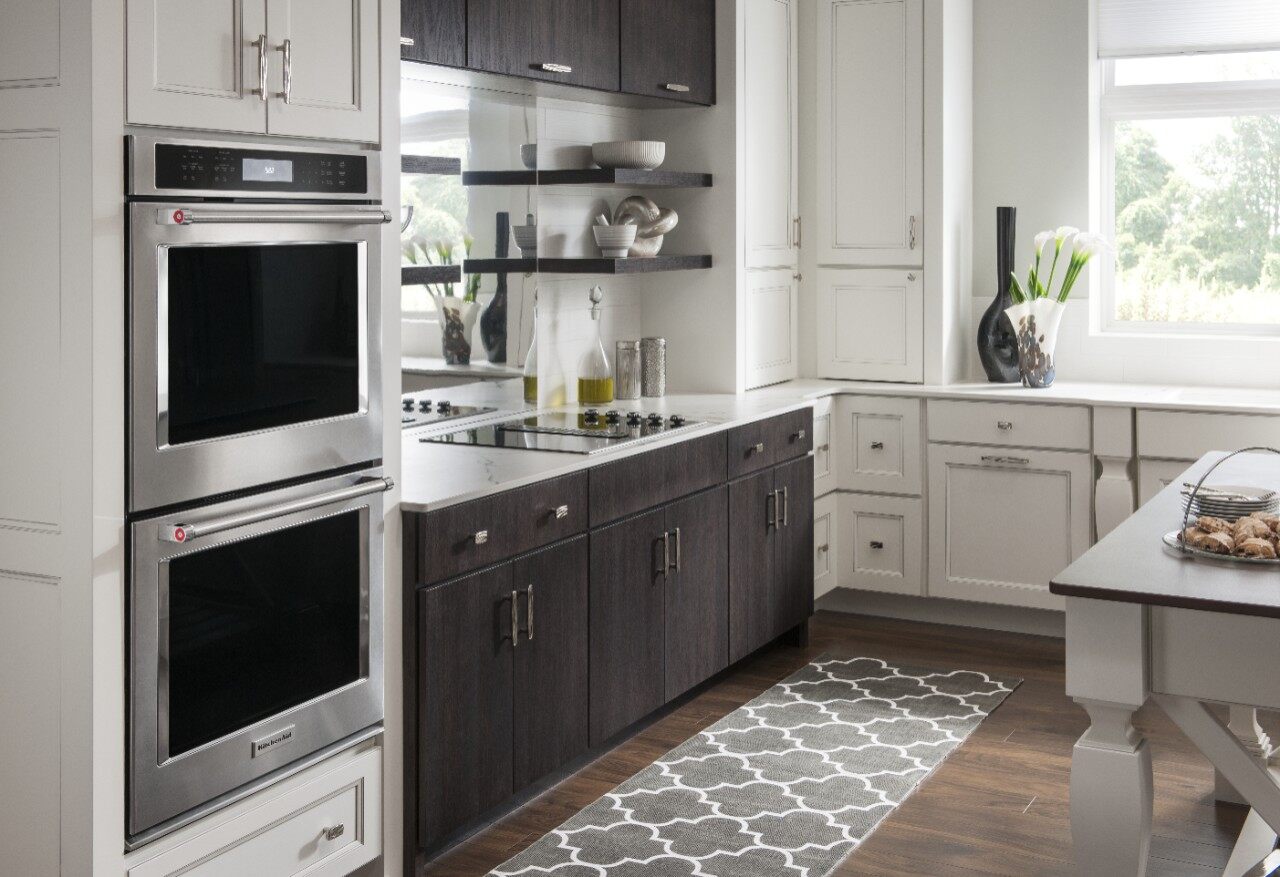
[
  {"left": 1217, "top": 705, "right": 1275, "bottom": 805},
  {"left": 1071, "top": 699, "right": 1153, "bottom": 876}
]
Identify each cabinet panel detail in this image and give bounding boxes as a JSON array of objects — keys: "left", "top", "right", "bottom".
[
  {"left": 816, "top": 269, "right": 923, "bottom": 382},
  {"left": 839, "top": 494, "right": 923, "bottom": 596},
  {"left": 744, "top": 0, "right": 798, "bottom": 269}
]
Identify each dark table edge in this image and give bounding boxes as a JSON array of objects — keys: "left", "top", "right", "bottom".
[{"left": 1050, "top": 581, "right": 1280, "bottom": 620}]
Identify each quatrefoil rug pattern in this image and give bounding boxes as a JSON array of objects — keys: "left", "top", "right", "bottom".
[{"left": 490, "top": 656, "right": 1019, "bottom": 877}]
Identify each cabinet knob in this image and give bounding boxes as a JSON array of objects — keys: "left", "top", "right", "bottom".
[
  {"left": 817, "top": 543, "right": 829, "bottom": 553},
  {"left": 553, "top": 504, "right": 569, "bottom": 520},
  {"left": 400, "top": 36, "right": 415, "bottom": 46},
  {"left": 817, "top": 443, "right": 830, "bottom": 452},
  {"left": 474, "top": 529, "right": 489, "bottom": 545},
  {"left": 751, "top": 442, "right": 766, "bottom": 454},
  {"left": 537, "top": 62, "right": 573, "bottom": 74},
  {"left": 907, "top": 272, "right": 917, "bottom": 281},
  {"left": 792, "top": 429, "right": 806, "bottom": 441},
  {"left": 870, "top": 441, "right": 884, "bottom": 450},
  {"left": 870, "top": 541, "right": 885, "bottom": 550},
  {"left": 663, "top": 83, "right": 691, "bottom": 93},
  {"left": 997, "top": 420, "right": 1014, "bottom": 431},
  {"left": 323, "top": 824, "right": 345, "bottom": 841}
]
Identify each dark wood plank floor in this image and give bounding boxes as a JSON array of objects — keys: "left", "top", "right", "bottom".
[{"left": 422, "top": 610, "right": 1252, "bottom": 876}]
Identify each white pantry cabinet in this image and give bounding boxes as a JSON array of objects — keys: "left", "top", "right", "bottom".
[
  {"left": 126, "top": 0, "right": 379, "bottom": 142},
  {"left": 816, "top": 268, "right": 923, "bottom": 382},
  {"left": 744, "top": 268, "right": 799, "bottom": 389},
  {"left": 815, "top": 0, "right": 923, "bottom": 267}
]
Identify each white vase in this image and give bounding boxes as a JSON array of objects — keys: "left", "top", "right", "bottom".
[
  {"left": 1004, "top": 298, "right": 1065, "bottom": 388},
  {"left": 434, "top": 296, "right": 480, "bottom": 365}
]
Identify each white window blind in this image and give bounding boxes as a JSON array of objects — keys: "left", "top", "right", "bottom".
[{"left": 1099, "top": 0, "right": 1280, "bottom": 58}]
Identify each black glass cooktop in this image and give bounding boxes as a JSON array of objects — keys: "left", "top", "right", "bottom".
[{"left": 420, "top": 409, "right": 705, "bottom": 455}]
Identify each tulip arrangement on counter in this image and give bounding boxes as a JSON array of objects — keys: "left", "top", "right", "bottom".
[
  {"left": 403, "top": 235, "right": 483, "bottom": 364},
  {"left": 1005, "top": 227, "right": 1113, "bottom": 388}
]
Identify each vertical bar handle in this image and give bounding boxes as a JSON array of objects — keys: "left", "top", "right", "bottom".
[
  {"left": 252, "top": 35, "right": 269, "bottom": 101},
  {"left": 671, "top": 528, "right": 681, "bottom": 573},
  {"left": 780, "top": 486, "right": 789, "bottom": 527},
  {"left": 658, "top": 531, "right": 670, "bottom": 575},
  {"left": 276, "top": 38, "right": 292, "bottom": 103},
  {"left": 909, "top": 215, "right": 918, "bottom": 250},
  {"left": 523, "top": 585, "right": 534, "bottom": 641},
  {"left": 767, "top": 490, "right": 777, "bottom": 529},
  {"left": 510, "top": 590, "right": 519, "bottom": 648}
]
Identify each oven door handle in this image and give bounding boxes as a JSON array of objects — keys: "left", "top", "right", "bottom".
[
  {"left": 159, "top": 208, "right": 393, "bottom": 226},
  {"left": 161, "top": 477, "right": 394, "bottom": 544}
]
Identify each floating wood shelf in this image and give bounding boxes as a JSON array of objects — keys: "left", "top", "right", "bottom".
[
  {"left": 402, "top": 264, "right": 462, "bottom": 285},
  {"left": 401, "top": 155, "right": 462, "bottom": 175},
  {"left": 463, "top": 255, "right": 711, "bottom": 275},
  {"left": 460, "top": 168, "right": 712, "bottom": 188}
]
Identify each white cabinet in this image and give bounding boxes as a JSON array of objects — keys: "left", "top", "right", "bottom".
[
  {"left": 744, "top": 268, "right": 799, "bottom": 389},
  {"left": 834, "top": 395, "right": 923, "bottom": 495},
  {"left": 815, "top": 0, "right": 923, "bottom": 267},
  {"left": 816, "top": 268, "right": 923, "bottom": 382},
  {"left": 126, "top": 0, "right": 380, "bottom": 142},
  {"left": 927, "top": 445, "right": 1092, "bottom": 611},
  {"left": 812, "top": 397, "right": 837, "bottom": 498},
  {"left": 1138, "top": 458, "right": 1191, "bottom": 506},
  {"left": 840, "top": 493, "right": 924, "bottom": 596},
  {"left": 743, "top": 0, "right": 799, "bottom": 270},
  {"left": 814, "top": 493, "right": 839, "bottom": 599}
]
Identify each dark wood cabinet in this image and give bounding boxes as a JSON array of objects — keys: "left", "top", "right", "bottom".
[
  {"left": 728, "top": 455, "right": 814, "bottom": 662},
  {"left": 468, "top": 0, "right": 620, "bottom": 92},
  {"left": 589, "top": 431, "right": 726, "bottom": 526},
  {"left": 589, "top": 508, "right": 667, "bottom": 745},
  {"left": 512, "top": 538, "right": 590, "bottom": 790},
  {"left": 417, "top": 564, "right": 514, "bottom": 848},
  {"left": 664, "top": 485, "right": 729, "bottom": 700},
  {"left": 401, "top": 0, "right": 467, "bottom": 67},
  {"left": 620, "top": 0, "right": 715, "bottom": 105}
]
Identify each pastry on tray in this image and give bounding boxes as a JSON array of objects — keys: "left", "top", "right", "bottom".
[
  {"left": 1180, "top": 525, "right": 1235, "bottom": 554},
  {"left": 1195, "top": 515, "right": 1234, "bottom": 535},
  {"left": 1237, "top": 537, "right": 1279, "bottom": 560},
  {"left": 1233, "top": 516, "right": 1272, "bottom": 542},
  {"left": 1178, "top": 512, "right": 1280, "bottom": 560}
]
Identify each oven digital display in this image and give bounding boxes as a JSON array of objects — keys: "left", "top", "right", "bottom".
[{"left": 242, "top": 157, "right": 294, "bottom": 182}]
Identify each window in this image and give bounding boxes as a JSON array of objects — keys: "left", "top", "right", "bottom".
[{"left": 1098, "top": 0, "right": 1280, "bottom": 333}]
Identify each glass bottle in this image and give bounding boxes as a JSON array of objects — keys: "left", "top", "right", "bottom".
[
  {"left": 577, "top": 286, "right": 614, "bottom": 404},
  {"left": 522, "top": 296, "right": 538, "bottom": 404}
]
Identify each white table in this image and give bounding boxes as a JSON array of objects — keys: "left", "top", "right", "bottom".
[{"left": 1052, "top": 451, "right": 1280, "bottom": 877}]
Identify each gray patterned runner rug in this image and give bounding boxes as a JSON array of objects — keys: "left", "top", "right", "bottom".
[{"left": 490, "top": 655, "right": 1019, "bottom": 877}]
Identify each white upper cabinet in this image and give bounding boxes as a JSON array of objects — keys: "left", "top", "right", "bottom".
[
  {"left": 127, "top": 0, "right": 269, "bottom": 134},
  {"left": 816, "top": 268, "right": 923, "bottom": 382},
  {"left": 744, "top": 267, "right": 799, "bottom": 388},
  {"left": 126, "top": 0, "right": 379, "bottom": 143},
  {"left": 743, "top": 0, "right": 799, "bottom": 270},
  {"left": 265, "top": 0, "right": 380, "bottom": 142},
  {"left": 816, "top": 0, "right": 923, "bottom": 267}
]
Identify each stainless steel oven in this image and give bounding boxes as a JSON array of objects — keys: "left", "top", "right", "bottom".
[
  {"left": 127, "top": 135, "right": 389, "bottom": 512},
  {"left": 128, "top": 468, "right": 391, "bottom": 843}
]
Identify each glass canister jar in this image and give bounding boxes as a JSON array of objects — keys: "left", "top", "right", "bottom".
[
  {"left": 615, "top": 340, "right": 641, "bottom": 400},
  {"left": 641, "top": 337, "right": 666, "bottom": 398}
]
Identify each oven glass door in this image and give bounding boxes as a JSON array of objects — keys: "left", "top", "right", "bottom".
[{"left": 163, "top": 242, "right": 363, "bottom": 447}]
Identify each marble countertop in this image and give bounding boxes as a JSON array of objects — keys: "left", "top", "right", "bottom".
[{"left": 399, "top": 377, "right": 1280, "bottom": 513}]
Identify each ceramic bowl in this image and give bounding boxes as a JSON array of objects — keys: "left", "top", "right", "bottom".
[
  {"left": 519, "top": 143, "right": 537, "bottom": 170},
  {"left": 593, "top": 224, "right": 638, "bottom": 258},
  {"left": 512, "top": 224, "right": 538, "bottom": 256},
  {"left": 591, "top": 140, "right": 666, "bottom": 170}
]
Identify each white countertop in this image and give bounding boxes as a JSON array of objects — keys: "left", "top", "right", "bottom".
[{"left": 399, "top": 377, "right": 1280, "bottom": 513}]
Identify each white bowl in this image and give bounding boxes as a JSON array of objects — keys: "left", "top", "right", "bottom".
[
  {"left": 591, "top": 140, "right": 666, "bottom": 170},
  {"left": 519, "top": 143, "right": 537, "bottom": 170},
  {"left": 593, "top": 224, "right": 638, "bottom": 258}
]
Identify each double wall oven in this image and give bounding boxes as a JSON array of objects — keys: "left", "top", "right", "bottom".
[{"left": 126, "top": 136, "right": 391, "bottom": 844}]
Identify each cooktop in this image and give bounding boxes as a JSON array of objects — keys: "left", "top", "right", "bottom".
[
  {"left": 419, "top": 409, "right": 705, "bottom": 455},
  {"left": 400, "top": 395, "right": 498, "bottom": 429}
]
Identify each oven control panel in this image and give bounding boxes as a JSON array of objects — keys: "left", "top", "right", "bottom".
[{"left": 152, "top": 143, "right": 371, "bottom": 196}]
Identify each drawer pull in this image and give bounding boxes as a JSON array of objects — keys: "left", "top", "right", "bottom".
[
  {"left": 663, "top": 82, "right": 691, "bottom": 93},
  {"left": 792, "top": 429, "right": 807, "bottom": 441},
  {"left": 870, "top": 540, "right": 885, "bottom": 550},
  {"left": 322, "top": 824, "right": 345, "bottom": 841},
  {"left": 870, "top": 441, "right": 884, "bottom": 450},
  {"left": 474, "top": 529, "right": 489, "bottom": 545},
  {"left": 980, "top": 455, "right": 1030, "bottom": 466},
  {"left": 817, "top": 443, "right": 830, "bottom": 452},
  {"left": 523, "top": 584, "right": 534, "bottom": 641},
  {"left": 554, "top": 504, "right": 569, "bottom": 520},
  {"left": 997, "top": 420, "right": 1014, "bottom": 431},
  {"left": 751, "top": 442, "right": 766, "bottom": 455},
  {"left": 511, "top": 590, "right": 519, "bottom": 647},
  {"left": 399, "top": 36, "right": 415, "bottom": 47},
  {"left": 538, "top": 62, "right": 573, "bottom": 74}
]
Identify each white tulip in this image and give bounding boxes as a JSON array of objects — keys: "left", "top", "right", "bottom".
[
  {"left": 1055, "top": 225, "right": 1080, "bottom": 245},
  {"left": 1072, "top": 231, "right": 1113, "bottom": 259},
  {"left": 1034, "top": 231, "right": 1055, "bottom": 257}
]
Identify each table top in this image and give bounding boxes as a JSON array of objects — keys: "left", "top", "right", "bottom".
[{"left": 1051, "top": 450, "right": 1280, "bottom": 617}]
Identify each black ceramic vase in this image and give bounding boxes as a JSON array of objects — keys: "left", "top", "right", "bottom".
[
  {"left": 977, "top": 205, "right": 1021, "bottom": 383},
  {"left": 479, "top": 212, "right": 509, "bottom": 363}
]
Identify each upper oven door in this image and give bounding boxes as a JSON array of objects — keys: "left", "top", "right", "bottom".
[{"left": 129, "top": 202, "right": 389, "bottom": 512}]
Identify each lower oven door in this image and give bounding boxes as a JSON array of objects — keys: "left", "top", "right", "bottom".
[{"left": 129, "top": 469, "right": 390, "bottom": 840}]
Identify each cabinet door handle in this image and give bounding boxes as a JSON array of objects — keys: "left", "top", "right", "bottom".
[
  {"left": 751, "top": 442, "right": 766, "bottom": 455},
  {"left": 474, "top": 529, "right": 489, "bottom": 545},
  {"left": 537, "top": 62, "right": 573, "bottom": 74},
  {"left": 870, "top": 540, "right": 885, "bottom": 550},
  {"left": 658, "top": 531, "right": 670, "bottom": 576},
  {"left": 792, "top": 429, "right": 806, "bottom": 441},
  {"left": 252, "top": 34, "right": 269, "bottom": 101},
  {"left": 766, "top": 490, "right": 777, "bottom": 529},
  {"left": 870, "top": 441, "right": 884, "bottom": 450},
  {"left": 909, "top": 215, "right": 918, "bottom": 250},
  {"left": 523, "top": 584, "right": 534, "bottom": 641},
  {"left": 400, "top": 36, "right": 416, "bottom": 46},
  {"left": 817, "top": 443, "right": 830, "bottom": 452},
  {"left": 510, "top": 590, "right": 519, "bottom": 647},
  {"left": 663, "top": 82, "right": 690, "bottom": 93},
  {"left": 980, "top": 455, "right": 1031, "bottom": 466},
  {"left": 276, "top": 38, "right": 292, "bottom": 104},
  {"left": 780, "top": 486, "right": 789, "bottom": 527},
  {"left": 672, "top": 528, "right": 682, "bottom": 572},
  {"left": 818, "top": 543, "right": 829, "bottom": 553},
  {"left": 554, "top": 504, "right": 569, "bottom": 520},
  {"left": 793, "top": 215, "right": 802, "bottom": 248},
  {"left": 322, "top": 824, "right": 345, "bottom": 841},
  {"left": 997, "top": 420, "right": 1014, "bottom": 431}
]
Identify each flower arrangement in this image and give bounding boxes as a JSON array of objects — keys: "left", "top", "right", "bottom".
[
  {"left": 402, "top": 234, "right": 482, "bottom": 302},
  {"left": 1009, "top": 226, "right": 1111, "bottom": 304},
  {"left": 403, "top": 234, "right": 483, "bottom": 364}
]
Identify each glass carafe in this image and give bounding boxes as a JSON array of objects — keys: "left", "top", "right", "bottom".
[
  {"left": 577, "top": 286, "right": 613, "bottom": 404},
  {"left": 523, "top": 298, "right": 538, "bottom": 404}
]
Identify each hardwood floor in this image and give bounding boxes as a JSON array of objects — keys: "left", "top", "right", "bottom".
[{"left": 421, "top": 610, "right": 1252, "bottom": 876}]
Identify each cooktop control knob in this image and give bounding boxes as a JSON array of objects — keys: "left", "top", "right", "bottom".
[
  {"left": 583, "top": 409, "right": 600, "bottom": 424},
  {"left": 669, "top": 414, "right": 686, "bottom": 427},
  {"left": 437, "top": 401, "right": 452, "bottom": 413},
  {"left": 626, "top": 411, "right": 644, "bottom": 426},
  {"left": 402, "top": 398, "right": 414, "bottom": 412},
  {"left": 647, "top": 412, "right": 664, "bottom": 427},
  {"left": 605, "top": 409, "right": 621, "bottom": 424},
  {"left": 418, "top": 400, "right": 432, "bottom": 412}
]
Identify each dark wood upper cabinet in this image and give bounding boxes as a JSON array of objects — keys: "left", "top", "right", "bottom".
[
  {"left": 664, "top": 486, "right": 729, "bottom": 701},
  {"left": 468, "top": 0, "right": 620, "bottom": 92},
  {"left": 511, "top": 537, "right": 590, "bottom": 792},
  {"left": 589, "top": 508, "right": 666, "bottom": 745},
  {"left": 417, "top": 564, "right": 514, "bottom": 850},
  {"left": 620, "top": 0, "right": 715, "bottom": 105},
  {"left": 401, "top": 0, "right": 467, "bottom": 67}
]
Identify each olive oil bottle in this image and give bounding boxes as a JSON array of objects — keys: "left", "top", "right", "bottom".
[
  {"left": 522, "top": 296, "right": 538, "bottom": 404},
  {"left": 577, "top": 285, "right": 613, "bottom": 405}
]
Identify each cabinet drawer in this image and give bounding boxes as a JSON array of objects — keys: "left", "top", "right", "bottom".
[
  {"left": 813, "top": 398, "right": 836, "bottom": 497},
  {"left": 128, "top": 743, "right": 381, "bottom": 877},
  {"left": 835, "top": 395, "right": 923, "bottom": 495},
  {"left": 726, "top": 409, "right": 813, "bottom": 480},
  {"left": 1137, "top": 409, "right": 1280, "bottom": 460},
  {"left": 1138, "top": 458, "right": 1192, "bottom": 506},
  {"left": 928, "top": 400, "right": 1090, "bottom": 452},
  {"left": 839, "top": 494, "right": 923, "bottom": 597},
  {"left": 416, "top": 473, "right": 588, "bottom": 583},
  {"left": 589, "top": 433, "right": 726, "bottom": 526}
]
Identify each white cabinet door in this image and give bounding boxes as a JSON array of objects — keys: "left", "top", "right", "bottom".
[
  {"left": 744, "top": 268, "right": 799, "bottom": 389},
  {"left": 834, "top": 395, "right": 923, "bottom": 495},
  {"left": 743, "top": 0, "right": 798, "bottom": 269},
  {"left": 816, "top": 0, "right": 923, "bottom": 266},
  {"left": 1138, "top": 458, "right": 1193, "bottom": 506},
  {"left": 840, "top": 493, "right": 924, "bottom": 596},
  {"left": 127, "top": 0, "right": 269, "bottom": 133},
  {"left": 928, "top": 445, "right": 1092, "bottom": 611},
  {"left": 816, "top": 268, "right": 922, "bottom": 382},
  {"left": 265, "top": 0, "right": 380, "bottom": 142},
  {"left": 812, "top": 397, "right": 837, "bottom": 498},
  {"left": 814, "top": 494, "right": 839, "bottom": 600}
]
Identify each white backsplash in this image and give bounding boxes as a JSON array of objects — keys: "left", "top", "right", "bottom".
[{"left": 536, "top": 276, "right": 643, "bottom": 407}]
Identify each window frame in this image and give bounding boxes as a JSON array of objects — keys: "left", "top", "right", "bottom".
[{"left": 1098, "top": 55, "right": 1280, "bottom": 337}]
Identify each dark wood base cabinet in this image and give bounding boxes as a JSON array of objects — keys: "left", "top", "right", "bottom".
[{"left": 407, "top": 409, "right": 811, "bottom": 866}]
